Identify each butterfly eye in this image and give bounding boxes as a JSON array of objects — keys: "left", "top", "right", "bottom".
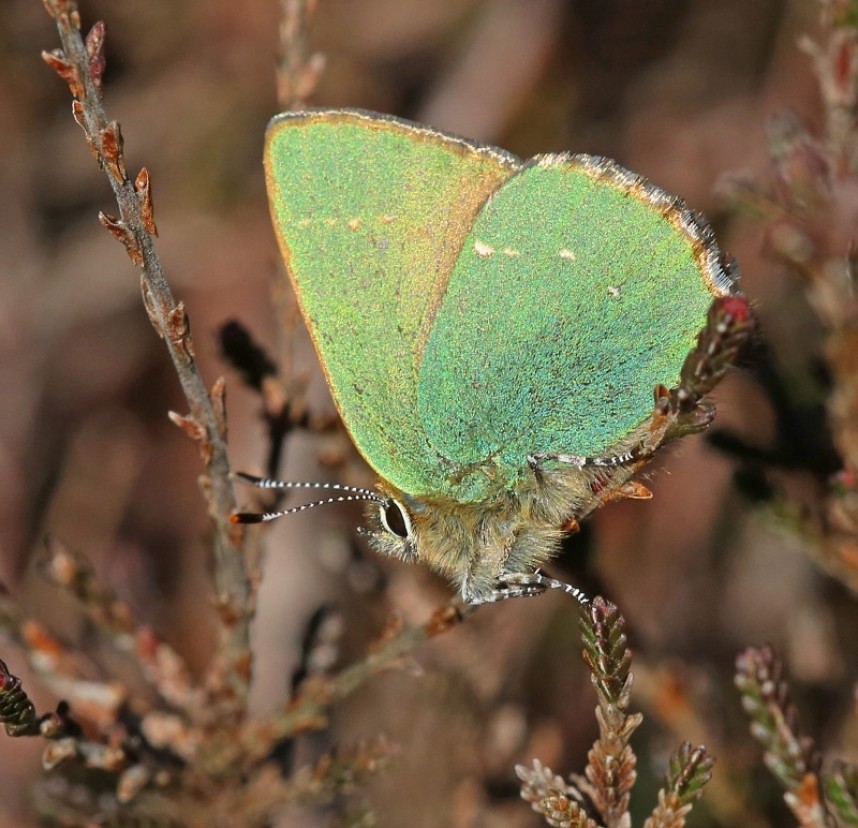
[{"left": 379, "top": 498, "right": 412, "bottom": 540}]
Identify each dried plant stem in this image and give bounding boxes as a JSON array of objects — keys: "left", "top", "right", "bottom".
[
  {"left": 277, "top": 0, "right": 325, "bottom": 110},
  {"left": 234, "top": 605, "right": 471, "bottom": 766},
  {"left": 0, "top": 656, "right": 136, "bottom": 789},
  {"left": 518, "top": 759, "right": 599, "bottom": 828},
  {"left": 797, "top": 5, "right": 858, "bottom": 479},
  {"left": 1, "top": 596, "right": 466, "bottom": 821},
  {"left": 0, "top": 587, "right": 125, "bottom": 720},
  {"left": 37, "top": 538, "right": 141, "bottom": 647},
  {"left": 36, "top": 539, "right": 201, "bottom": 710},
  {"left": 735, "top": 645, "right": 835, "bottom": 828},
  {"left": 717, "top": 3, "right": 858, "bottom": 594},
  {"left": 643, "top": 742, "right": 714, "bottom": 828},
  {"left": 575, "top": 598, "right": 640, "bottom": 828},
  {"left": 40, "top": 0, "right": 250, "bottom": 701},
  {"left": 519, "top": 599, "right": 714, "bottom": 828},
  {"left": 269, "top": 0, "right": 325, "bottom": 457},
  {"left": 743, "top": 2, "right": 858, "bottom": 593}
]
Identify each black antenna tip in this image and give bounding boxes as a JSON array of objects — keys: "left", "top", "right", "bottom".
[{"left": 231, "top": 512, "right": 265, "bottom": 524}]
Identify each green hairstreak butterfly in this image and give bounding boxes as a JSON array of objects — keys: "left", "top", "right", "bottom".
[{"left": 235, "top": 108, "right": 741, "bottom": 605}]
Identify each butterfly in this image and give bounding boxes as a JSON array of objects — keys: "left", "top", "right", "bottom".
[{"left": 233, "top": 109, "right": 744, "bottom": 605}]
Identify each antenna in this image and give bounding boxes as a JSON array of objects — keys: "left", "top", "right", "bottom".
[{"left": 231, "top": 472, "right": 384, "bottom": 524}]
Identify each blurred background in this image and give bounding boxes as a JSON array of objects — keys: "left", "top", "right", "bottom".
[{"left": 1, "top": 0, "right": 855, "bottom": 825}]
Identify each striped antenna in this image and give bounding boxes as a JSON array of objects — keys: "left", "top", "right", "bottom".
[{"left": 231, "top": 472, "right": 385, "bottom": 525}]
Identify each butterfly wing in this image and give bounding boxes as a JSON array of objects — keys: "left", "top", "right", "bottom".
[
  {"left": 417, "top": 155, "right": 736, "bottom": 498},
  {"left": 265, "top": 109, "right": 519, "bottom": 497}
]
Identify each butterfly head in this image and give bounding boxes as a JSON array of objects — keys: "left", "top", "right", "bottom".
[{"left": 364, "top": 468, "right": 596, "bottom": 604}]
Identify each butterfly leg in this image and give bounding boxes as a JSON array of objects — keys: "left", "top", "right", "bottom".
[
  {"left": 527, "top": 445, "right": 647, "bottom": 472},
  {"left": 525, "top": 396, "right": 674, "bottom": 473},
  {"left": 527, "top": 295, "right": 754, "bottom": 476},
  {"left": 474, "top": 581, "right": 546, "bottom": 604},
  {"left": 471, "top": 572, "right": 591, "bottom": 606}
]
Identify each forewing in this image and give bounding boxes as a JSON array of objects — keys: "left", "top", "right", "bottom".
[{"left": 265, "top": 109, "right": 518, "bottom": 495}]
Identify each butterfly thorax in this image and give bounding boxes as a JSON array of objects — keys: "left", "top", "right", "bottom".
[{"left": 366, "top": 441, "right": 649, "bottom": 603}]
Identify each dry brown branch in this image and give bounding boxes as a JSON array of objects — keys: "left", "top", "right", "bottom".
[
  {"left": 40, "top": 0, "right": 251, "bottom": 706},
  {"left": 233, "top": 604, "right": 471, "bottom": 766},
  {"left": 276, "top": 0, "right": 325, "bottom": 110}
]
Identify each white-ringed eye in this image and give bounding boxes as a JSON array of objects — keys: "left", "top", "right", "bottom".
[{"left": 380, "top": 498, "right": 412, "bottom": 539}]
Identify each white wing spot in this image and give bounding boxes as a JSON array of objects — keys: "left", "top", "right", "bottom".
[
  {"left": 559, "top": 249, "right": 576, "bottom": 260},
  {"left": 503, "top": 247, "right": 521, "bottom": 257},
  {"left": 608, "top": 286, "right": 621, "bottom": 297},
  {"left": 474, "top": 240, "right": 495, "bottom": 258},
  {"left": 347, "top": 218, "right": 361, "bottom": 231}
]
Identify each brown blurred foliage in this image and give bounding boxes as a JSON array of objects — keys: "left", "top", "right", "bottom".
[{"left": 1, "top": 0, "right": 857, "bottom": 826}]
